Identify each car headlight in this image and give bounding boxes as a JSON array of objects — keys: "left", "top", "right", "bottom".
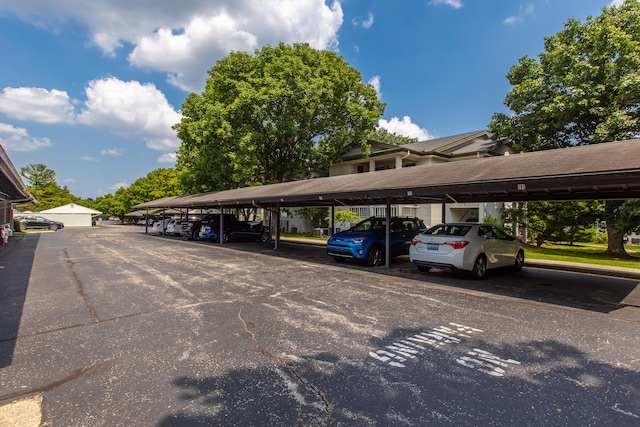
[{"left": 352, "top": 237, "right": 367, "bottom": 244}]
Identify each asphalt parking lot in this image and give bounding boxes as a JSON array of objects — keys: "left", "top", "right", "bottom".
[{"left": 1, "top": 224, "right": 639, "bottom": 426}]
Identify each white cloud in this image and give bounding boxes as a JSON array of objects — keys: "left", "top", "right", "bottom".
[
  {"left": 108, "top": 180, "right": 128, "bottom": 191},
  {"left": 101, "top": 147, "right": 125, "bottom": 157},
  {"left": 430, "top": 0, "right": 463, "bottom": 9},
  {"left": 378, "top": 116, "right": 432, "bottom": 141},
  {"left": 610, "top": 0, "right": 625, "bottom": 6},
  {"left": 2, "top": 0, "right": 344, "bottom": 92},
  {"left": 368, "top": 75, "right": 381, "bottom": 99},
  {"left": 0, "top": 87, "right": 76, "bottom": 123},
  {"left": 0, "top": 79, "right": 181, "bottom": 154},
  {"left": 78, "top": 77, "right": 182, "bottom": 151},
  {"left": 504, "top": 16, "right": 519, "bottom": 25},
  {"left": 0, "top": 122, "right": 53, "bottom": 151},
  {"left": 504, "top": 4, "right": 534, "bottom": 25},
  {"left": 352, "top": 13, "right": 374, "bottom": 29},
  {"left": 80, "top": 155, "right": 98, "bottom": 162},
  {"left": 158, "top": 152, "right": 177, "bottom": 163}
]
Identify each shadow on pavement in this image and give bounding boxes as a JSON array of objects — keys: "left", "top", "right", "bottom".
[
  {"left": 147, "top": 230, "right": 639, "bottom": 314},
  {"left": 159, "top": 327, "right": 640, "bottom": 426},
  {"left": 0, "top": 233, "right": 38, "bottom": 368}
]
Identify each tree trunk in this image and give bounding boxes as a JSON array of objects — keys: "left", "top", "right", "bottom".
[{"left": 605, "top": 220, "right": 629, "bottom": 257}]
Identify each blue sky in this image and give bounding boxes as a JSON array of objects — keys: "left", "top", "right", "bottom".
[{"left": 0, "top": 0, "right": 625, "bottom": 198}]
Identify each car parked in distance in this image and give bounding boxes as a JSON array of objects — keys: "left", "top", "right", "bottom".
[
  {"left": 200, "top": 217, "right": 270, "bottom": 243},
  {"left": 164, "top": 219, "right": 183, "bottom": 236},
  {"left": 409, "top": 223, "right": 524, "bottom": 279},
  {"left": 2, "top": 223, "right": 13, "bottom": 238},
  {"left": 0, "top": 223, "right": 10, "bottom": 245},
  {"left": 181, "top": 214, "right": 219, "bottom": 240},
  {"left": 152, "top": 218, "right": 174, "bottom": 234},
  {"left": 326, "top": 216, "right": 426, "bottom": 266},
  {"left": 16, "top": 215, "right": 63, "bottom": 231}
]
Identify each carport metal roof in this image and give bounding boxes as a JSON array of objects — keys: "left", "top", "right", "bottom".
[
  {"left": 136, "top": 139, "right": 640, "bottom": 210},
  {"left": 0, "top": 144, "right": 34, "bottom": 203}
]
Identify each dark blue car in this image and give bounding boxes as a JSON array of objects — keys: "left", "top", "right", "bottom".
[
  {"left": 200, "top": 218, "right": 270, "bottom": 243},
  {"left": 326, "top": 216, "right": 426, "bottom": 266}
]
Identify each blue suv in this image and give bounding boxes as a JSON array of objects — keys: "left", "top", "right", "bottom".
[{"left": 326, "top": 216, "right": 426, "bottom": 266}]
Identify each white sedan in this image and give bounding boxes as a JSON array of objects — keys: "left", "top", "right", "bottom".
[
  {"left": 409, "top": 223, "right": 524, "bottom": 279},
  {"left": 152, "top": 218, "right": 173, "bottom": 234},
  {"left": 164, "top": 219, "right": 183, "bottom": 236}
]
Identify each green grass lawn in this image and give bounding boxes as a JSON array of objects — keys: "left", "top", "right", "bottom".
[{"left": 525, "top": 242, "right": 640, "bottom": 269}]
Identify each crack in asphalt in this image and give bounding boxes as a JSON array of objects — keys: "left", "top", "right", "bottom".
[
  {"left": 237, "top": 308, "right": 332, "bottom": 419},
  {"left": 0, "top": 362, "right": 109, "bottom": 403},
  {"left": 64, "top": 248, "right": 99, "bottom": 323}
]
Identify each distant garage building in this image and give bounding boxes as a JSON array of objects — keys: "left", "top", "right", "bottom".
[{"left": 40, "top": 203, "right": 102, "bottom": 227}]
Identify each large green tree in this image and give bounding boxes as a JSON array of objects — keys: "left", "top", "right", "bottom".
[
  {"left": 93, "top": 193, "right": 125, "bottom": 218},
  {"left": 489, "top": 0, "right": 640, "bottom": 256},
  {"left": 502, "top": 201, "right": 603, "bottom": 246},
  {"left": 367, "top": 128, "right": 417, "bottom": 145},
  {"left": 17, "top": 164, "right": 83, "bottom": 211},
  {"left": 20, "top": 163, "right": 56, "bottom": 190},
  {"left": 174, "top": 42, "right": 385, "bottom": 193}
]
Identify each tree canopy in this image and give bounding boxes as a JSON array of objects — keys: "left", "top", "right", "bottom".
[
  {"left": 489, "top": 0, "right": 640, "bottom": 150},
  {"left": 94, "top": 168, "right": 182, "bottom": 217},
  {"left": 17, "top": 164, "right": 84, "bottom": 211},
  {"left": 367, "top": 128, "right": 418, "bottom": 145},
  {"left": 489, "top": 0, "right": 640, "bottom": 256},
  {"left": 174, "top": 42, "right": 385, "bottom": 193},
  {"left": 20, "top": 163, "right": 56, "bottom": 190},
  {"left": 502, "top": 201, "right": 604, "bottom": 246},
  {"left": 14, "top": 164, "right": 182, "bottom": 219}
]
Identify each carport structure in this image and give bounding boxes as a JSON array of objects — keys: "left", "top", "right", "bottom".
[{"left": 136, "top": 139, "right": 640, "bottom": 267}]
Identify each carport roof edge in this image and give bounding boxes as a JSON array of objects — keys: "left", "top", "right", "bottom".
[{"left": 134, "top": 139, "right": 640, "bottom": 209}]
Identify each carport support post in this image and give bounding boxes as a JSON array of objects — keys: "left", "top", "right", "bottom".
[
  {"left": 219, "top": 207, "right": 225, "bottom": 245},
  {"left": 331, "top": 202, "right": 335, "bottom": 235},
  {"left": 441, "top": 199, "right": 447, "bottom": 224},
  {"left": 385, "top": 198, "right": 391, "bottom": 269},
  {"left": 145, "top": 208, "right": 149, "bottom": 234},
  {"left": 274, "top": 204, "right": 281, "bottom": 251}
]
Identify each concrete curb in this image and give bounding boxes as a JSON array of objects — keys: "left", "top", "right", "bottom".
[{"left": 525, "top": 259, "right": 640, "bottom": 280}]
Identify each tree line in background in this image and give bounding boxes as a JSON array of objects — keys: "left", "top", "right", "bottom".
[
  {"left": 16, "top": 1, "right": 640, "bottom": 257},
  {"left": 16, "top": 165, "right": 182, "bottom": 219}
]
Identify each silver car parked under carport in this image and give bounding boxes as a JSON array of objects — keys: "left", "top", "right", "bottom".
[{"left": 409, "top": 223, "right": 524, "bottom": 279}]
